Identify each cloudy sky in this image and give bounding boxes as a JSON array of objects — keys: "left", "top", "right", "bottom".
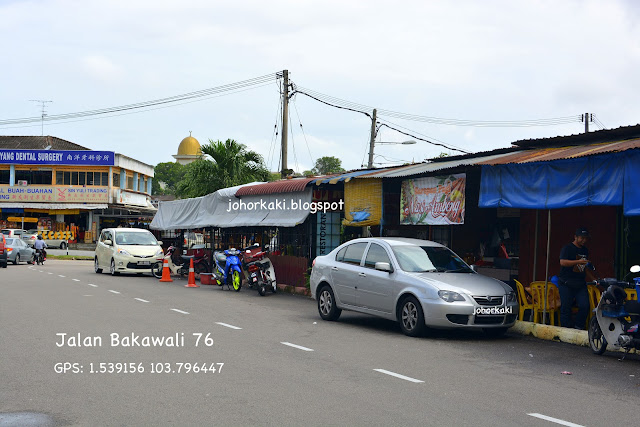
[{"left": 1, "top": 0, "right": 638, "bottom": 172}]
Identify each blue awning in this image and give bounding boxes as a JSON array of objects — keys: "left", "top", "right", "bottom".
[{"left": 479, "top": 151, "right": 640, "bottom": 215}]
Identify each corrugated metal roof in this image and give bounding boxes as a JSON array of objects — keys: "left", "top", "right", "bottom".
[
  {"left": 357, "top": 152, "right": 517, "bottom": 178},
  {"left": 476, "top": 138, "right": 640, "bottom": 165},
  {"left": 310, "top": 169, "right": 378, "bottom": 184},
  {"left": 235, "top": 178, "right": 317, "bottom": 196},
  {"left": 0, "top": 136, "right": 90, "bottom": 150}
]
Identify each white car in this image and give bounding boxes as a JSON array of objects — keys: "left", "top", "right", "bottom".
[{"left": 94, "top": 228, "right": 163, "bottom": 276}]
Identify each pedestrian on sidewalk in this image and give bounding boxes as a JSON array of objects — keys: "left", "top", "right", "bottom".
[{"left": 558, "top": 227, "right": 595, "bottom": 329}]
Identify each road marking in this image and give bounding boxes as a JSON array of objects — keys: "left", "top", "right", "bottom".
[
  {"left": 134, "top": 298, "right": 149, "bottom": 303},
  {"left": 72, "top": 279, "right": 80, "bottom": 282},
  {"left": 171, "top": 309, "right": 190, "bottom": 315},
  {"left": 216, "top": 322, "right": 242, "bottom": 330},
  {"left": 373, "top": 369, "right": 424, "bottom": 383},
  {"left": 83, "top": 295, "right": 93, "bottom": 297},
  {"left": 87, "top": 284, "right": 98, "bottom": 287},
  {"left": 281, "top": 342, "right": 314, "bottom": 352},
  {"left": 47, "top": 272, "right": 53, "bottom": 275},
  {"left": 527, "top": 414, "right": 584, "bottom": 427},
  {"left": 108, "top": 290, "right": 121, "bottom": 294},
  {"left": 58, "top": 275, "right": 65, "bottom": 277}
]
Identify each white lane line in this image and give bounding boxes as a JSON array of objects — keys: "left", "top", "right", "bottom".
[
  {"left": 58, "top": 275, "right": 65, "bottom": 277},
  {"left": 108, "top": 290, "right": 121, "bottom": 294},
  {"left": 216, "top": 322, "right": 242, "bottom": 330},
  {"left": 281, "top": 342, "right": 314, "bottom": 352},
  {"left": 87, "top": 284, "right": 98, "bottom": 287},
  {"left": 527, "top": 414, "right": 584, "bottom": 427},
  {"left": 171, "top": 309, "right": 190, "bottom": 315},
  {"left": 134, "top": 298, "right": 149, "bottom": 303},
  {"left": 373, "top": 369, "right": 424, "bottom": 383},
  {"left": 72, "top": 279, "right": 80, "bottom": 282},
  {"left": 47, "top": 272, "right": 53, "bottom": 275}
]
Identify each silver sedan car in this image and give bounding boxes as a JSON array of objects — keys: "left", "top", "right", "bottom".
[
  {"left": 4, "top": 238, "right": 36, "bottom": 265},
  {"left": 310, "top": 237, "right": 518, "bottom": 337}
]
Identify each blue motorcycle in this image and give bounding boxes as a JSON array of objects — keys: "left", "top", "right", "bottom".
[{"left": 212, "top": 248, "right": 242, "bottom": 291}]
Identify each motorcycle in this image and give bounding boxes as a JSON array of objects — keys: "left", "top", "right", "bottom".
[
  {"left": 212, "top": 248, "right": 243, "bottom": 291},
  {"left": 588, "top": 265, "right": 640, "bottom": 358},
  {"left": 36, "top": 248, "right": 46, "bottom": 265},
  {"left": 243, "top": 244, "right": 277, "bottom": 296},
  {"left": 151, "top": 245, "right": 190, "bottom": 278}
]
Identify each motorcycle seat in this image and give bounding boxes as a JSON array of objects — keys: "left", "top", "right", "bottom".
[{"left": 181, "top": 255, "right": 194, "bottom": 260}]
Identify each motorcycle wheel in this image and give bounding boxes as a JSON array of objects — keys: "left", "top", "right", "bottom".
[
  {"left": 151, "top": 263, "right": 163, "bottom": 279},
  {"left": 588, "top": 316, "right": 608, "bottom": 355},
  {"left": 271, "top": 281, "right": 277, "bottom": 293},
  {"left": 232, "top": 271, "right": 241, "bottom": 292},
  {"left": 259, "top": 285, "right": 266, "bottom": 296}
]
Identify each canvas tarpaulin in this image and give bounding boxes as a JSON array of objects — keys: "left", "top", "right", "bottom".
[
  {"left": 150, "top": 186, "right": 313, "bottom": 230},
  {"left": 478, "top": 152, "right": 640, "bottom": 214},
  {"left": 342, "top": 178, "right": 382, "bottom": 226}
]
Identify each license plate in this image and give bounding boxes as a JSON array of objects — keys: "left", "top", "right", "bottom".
[
  {"left": 252, "top": 277, "right": 258, "bottom": 282},
  {"left": 138, "top": 261, "right": 151, "bottom": 266},
  {"left": 250, "top": 272, "right": 257, "bottom": 278}
]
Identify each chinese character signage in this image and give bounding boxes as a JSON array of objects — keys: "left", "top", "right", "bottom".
[
  {"left": 400, "top": 174, "right": 466, "bottom": 225},
  {"left": 0, "top": 149, "right": 114, "bottom": 166},
  {"left": 0, "top": 185, "right": 109, "bottom": 203}
]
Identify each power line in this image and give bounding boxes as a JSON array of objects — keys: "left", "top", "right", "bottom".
[
  {"left": 295, "top": 85, "right": 582, "bottom": 128},
  {"left": 377, "top": 121, "right": 470, "bottom": 154},
  {"left": 0, "top": 73, "right": 279, "bottom": 126},
  {"left": 292, "top": 98, "right": 315, "bottom": 168}
]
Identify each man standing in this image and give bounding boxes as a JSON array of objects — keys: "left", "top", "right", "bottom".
[{"left": 558, "top": 227, "right": 594, "bottom": 329}]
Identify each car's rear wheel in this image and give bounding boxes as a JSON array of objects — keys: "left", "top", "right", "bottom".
[
  {"left": 318, "top": 285, "right": 341, "bottom": 321},
  {"left": 95, "top": 258, "right": 103, "bottom": 274},
  {"left": 14, "top": 254, "right": 20, "bottom": 265},
  {"left": 60, "top": 242, "right": 67, "bottom": 250},
  {"left": 398, "top": 296, "right": 425, "bottom": 337}
]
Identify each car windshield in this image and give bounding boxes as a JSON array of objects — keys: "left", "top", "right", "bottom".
[
  {"left": 392, "top": 245, "right": 473, "bottom": 273},
  {"left": 114, "top": 231, "right": 158, "bottom": 246},
  {"left": 1, "top": 230, "right": 11, "bottom": 235}
]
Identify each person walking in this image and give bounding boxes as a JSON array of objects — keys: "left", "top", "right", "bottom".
[{"left": 558, "top": 227, "right": 595, "bottom": 329}]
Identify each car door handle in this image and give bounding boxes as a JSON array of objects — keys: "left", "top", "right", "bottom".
[
  {"left": 358, "top": 272, "right": 366, "bottom": 277},
  {"left": 331, "top": 267, "right": 339, "bottom": 271}
]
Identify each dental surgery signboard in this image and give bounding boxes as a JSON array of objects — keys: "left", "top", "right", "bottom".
[{"left": 0, "top": 149, "right": 115, "bottom": 166}]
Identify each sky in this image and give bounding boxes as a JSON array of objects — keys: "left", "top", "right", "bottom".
[{"left": 1, "top": 0, "right": 639, "bottom": 173}]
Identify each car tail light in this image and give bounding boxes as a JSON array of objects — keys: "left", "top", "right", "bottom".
[{"left": 312, "top": 258, "right": 316, "bottom": 267}]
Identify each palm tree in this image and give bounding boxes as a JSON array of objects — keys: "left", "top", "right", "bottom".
[{"left": 177, "top": 139, "right": 270, "bottom": 198}]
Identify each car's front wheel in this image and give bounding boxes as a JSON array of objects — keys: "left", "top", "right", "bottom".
[
  {"left": 95, "top": 258, "right": 103, "bottom": 274},
  {"left": 317, "top": 285, "right": 341, "bottom": 321},
  {"left": 398, "top": 296, "right": 425, "bottom": 337},
  {"left": 110, "top": 259, "right": 119, "bottom": 276}
]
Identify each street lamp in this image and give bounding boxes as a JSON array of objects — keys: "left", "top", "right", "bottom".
[{"left": 367, "top": 140, "right": 416, "bottom": 168}]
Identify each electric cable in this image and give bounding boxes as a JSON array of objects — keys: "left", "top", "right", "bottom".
[{"left": 292, "top": 98, "right": 315, "bottom": 168}]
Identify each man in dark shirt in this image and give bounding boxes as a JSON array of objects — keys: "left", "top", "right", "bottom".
[{"left": 558, "top": 227, "right": 594, "bottom": 329}]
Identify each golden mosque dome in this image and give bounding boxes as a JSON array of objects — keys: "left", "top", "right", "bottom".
[{"left": 177, "top": 132, "right": 201, "bottom": 156}]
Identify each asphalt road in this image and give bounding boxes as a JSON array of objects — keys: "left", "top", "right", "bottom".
[{"left": 1, "top": 261, "right": 639, "bottom": 426}]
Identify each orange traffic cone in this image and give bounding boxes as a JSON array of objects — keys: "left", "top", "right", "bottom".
[
  {"left": 185, "top": 258, "right": 199, "bottom": 288},
  {"left": 159, "top": 258, "right": 173, "bottom": 283}
]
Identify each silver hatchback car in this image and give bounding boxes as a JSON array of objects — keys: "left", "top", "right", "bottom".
[{"left": 310, "top": 238, "right": 518, "bottom": 337}]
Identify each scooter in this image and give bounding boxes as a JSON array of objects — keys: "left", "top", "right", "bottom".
[
  {"left": 151, "top": 245, "right": 190, "bottom": 278},
  {"left": 212, "top": 248, "right": 242, "bottom": 291},
  {"left": 588, "top": 265, "right": 640, "bottom": 358},
  {"left": 243, "top": 244, "right": 277, "bottom": 296}
]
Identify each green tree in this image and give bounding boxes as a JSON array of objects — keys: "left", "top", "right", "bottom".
[
  {"left": 312, "top": 156, "right": 345, "bottom": 175},
  {"left": 152, "top": 162, "right": 187, "bottom": 195},
  {"left": 267, "top": 172, "right": 281, "bottom": 182},
  {"left": 176, "top": 139, "right": 270, "bottom": 198}
]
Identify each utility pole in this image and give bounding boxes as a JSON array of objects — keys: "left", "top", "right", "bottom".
[
  {"left": 583, "top": 112, "right": 591, "bottom": 133},
  {"left": 30, "top": 99, "right": 52, "bottom": 136},
  {"left": 367, "top": 108, "right": 377, "bottom": 169},
  {"left": 281, "top": 70, "right": 289, "bottom": 178}
]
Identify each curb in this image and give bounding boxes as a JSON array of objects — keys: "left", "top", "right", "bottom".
[
  {"left": 509, "top": 321, "right": 588, "bottom": 347},
  {"left": 276, "top": 284, "right": 311, "bottom": 297}
]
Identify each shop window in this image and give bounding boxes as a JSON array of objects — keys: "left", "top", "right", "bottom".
[
  {"left": 127, "top": 175, "right": 134, "bottom": 190},
  {"left": 86, "top": 172, "right": 94, "bottom": 185},
  {"left": 79, "top": 172, "right": 86, "bottom": 186},
  {"left": 71, "top": 171, "right": 79, "bottom": 185},
  {"left": 112, "top": 173, "right": 120, "bottom": 188},
  {"left": 13, "top": 170, "right": 52, "bottom": 185},
  {"left": 0, "top": 170, "right": 9, "bottom": 184},
  {"left": 64, "top": 172, "right": 71, "bottom": 185},
  {"left": 56, "top": 171, "right": 63, "bottom": 185},
  {"left": 101, "top": 172, "right": 108, "bottom": 186}
]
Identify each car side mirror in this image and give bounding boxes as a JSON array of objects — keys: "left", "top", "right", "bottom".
[
  {"left": 157, "top": 241, "right": 163, "bottom": 246},
  {"left": 375, "top": 262, "right": 393, "bottom": 273},
  {"left": 630, "top": 265, "right": 640, "bottom": 273},
  {"left": 104, "top": 239, "right": 113, "bottom": 246},
  {"left": 470, "top": 264, "right": 476, "bottom": 272}
]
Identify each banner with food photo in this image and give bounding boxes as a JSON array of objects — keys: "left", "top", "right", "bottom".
[{"left": 400, "top": 174, "right": 466, "bottom": 225}]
